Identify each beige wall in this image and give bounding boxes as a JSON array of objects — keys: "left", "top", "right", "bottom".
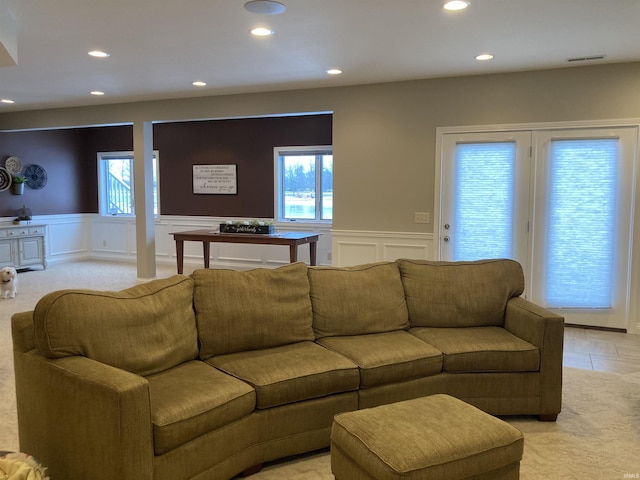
[{"left": 2, "top": 62, "right": 640, "bottom": 234}]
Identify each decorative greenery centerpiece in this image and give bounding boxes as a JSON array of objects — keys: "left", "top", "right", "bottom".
[{"left": 219, "top": 220, "right": 275, "bottom": 234}]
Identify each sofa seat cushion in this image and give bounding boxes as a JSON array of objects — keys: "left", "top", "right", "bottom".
[
  {"left": 208, "top": 341, "right": 360, "bottom": 409},
  {"left": 33, "top": 275, "right": 198, "bottom": 376},
  {"left": 193, "top": 263, "right": 315, "bottom": 358},
  {"left": 308, "top": 262, "right": 409, "bottom": 338},
  {"left": 410, "top": 327, "right": 539, "bottom": 373},
  {"left": 147, "top": 361, "right": 256, "bottom": 455},
  {"left": 317, "top": 331, "right": 443, "bottom": 388}
]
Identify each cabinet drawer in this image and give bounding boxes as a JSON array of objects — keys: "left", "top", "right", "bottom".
[
  {"left": 29, "top": 227, "right": 45, "bottom": 235},
  {"left": 0, "top": 230, "right": 6, "bottom": 238},
  {"left": 6, "top": 229, "right": 29, "bottom": 237}
]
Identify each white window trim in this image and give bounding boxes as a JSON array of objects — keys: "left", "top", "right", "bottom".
[
  {"left": 273, "top": 145, "right": 333, "bottom": 225},
  {"left": 97, "top": 150, "right": 160, "bottom": 217}
]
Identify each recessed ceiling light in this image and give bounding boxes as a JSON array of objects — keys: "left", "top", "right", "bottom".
[
  {"left": 475, "top": 53, "right": 494, "bottom": 61},
  {"left": 443, "top": 1, "right": 470, "bottom": 11},
  {"left": 192, "top": 81, "right": 207, "bottom": 87},
  {"left": 244, "top": 1, "right": 286, "bottom": 15},
  {"left": 250, "top": 27, "right": 274, "bottom": 36},
  {"left": 1, "top": 99, "right": 15, "bottom": 104},
  {"left": 90, "top": 91, "right": 105, "bottom": 96},
  {"left": 326, "top": 69, "right": 343, "bottom": 75},
  {"left": 88, "top": 50, "right": 110, "bottom": 58}
]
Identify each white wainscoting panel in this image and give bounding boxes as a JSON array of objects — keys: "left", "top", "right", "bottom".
[
  {"left": 0, "top": 214, "right": 91, "bottom": 265},
  {"left": 332, "top": 230, "right": 435, "bottom": 266},
  {"left": 32, "top": 214, "right": 90, "bottom": 264}
]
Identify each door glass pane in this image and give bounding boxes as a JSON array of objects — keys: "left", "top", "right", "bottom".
[
  {"left": 453, "top": 142, "right": 515, "bottom": 260},
  {"left": 545, "top": 139, "right": 617, "bottom": 308}
]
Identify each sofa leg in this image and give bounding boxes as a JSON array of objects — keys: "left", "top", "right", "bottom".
[
  {"left": 240, "top": 464, "right": 263, "bottom": 477},
  {"left": 538, "top": 414, "right": 558, "bottom": 422}
]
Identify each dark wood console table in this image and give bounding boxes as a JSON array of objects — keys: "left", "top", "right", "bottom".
[{"left": 171, "top": 229, "right": 321, "bottom": 273}]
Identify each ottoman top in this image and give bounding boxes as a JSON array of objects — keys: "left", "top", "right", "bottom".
[{"left": 332, "top": 394, "right": 524, "bottom": 479}]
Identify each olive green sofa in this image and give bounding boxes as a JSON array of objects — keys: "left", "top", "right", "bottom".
[{"left": 11, "top": 259, "right": 564, "bottom": 480}]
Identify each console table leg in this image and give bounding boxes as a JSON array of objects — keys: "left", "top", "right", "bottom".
[
  {"left": 289, "top": 245, "right": 298, "bottom": 263},
  {"left": 310, "top": 241, "right": 317, "bottom": 266},
  {"left": 203, "top": 242, "right": 210, "bottom": 269},
  {"left": 176, "top": 240, "right": 184, "bottom": 274}
]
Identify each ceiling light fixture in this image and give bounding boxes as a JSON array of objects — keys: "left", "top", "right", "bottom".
[
  {"left": 475, "top": 53, "right": 494, "bottom": 61},
  {"left": 1, "top": 99, "right": 15, "bottom": 104},
  {"left": 443, "top": 1, "right": 470, "bottom": 11},
  {"left": 90, "top": 91, "right": 105, "bottom": 96},
  {"left": 88, "top": 50, "right": 110, "bottom": 58},
  {"left": 250, "top": 27, "right": 274, "bottom": 37},
  {"left": 244, "top": 1, "right": 286, "bottom": 15},
  {"left": 192, "top": 81, "right": 207, "bottom": 87},
  {"left": 326, "top": 69, "right": 343, "bottom": 75}
]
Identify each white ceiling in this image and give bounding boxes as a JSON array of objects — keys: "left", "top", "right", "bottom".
[{"left": 1, "top": 0, "right": 639, "bottom": 112}]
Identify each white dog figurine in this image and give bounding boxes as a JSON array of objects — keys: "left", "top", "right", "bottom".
[{"left": 0, "top": 266, "right": 18, "bottom": 299}]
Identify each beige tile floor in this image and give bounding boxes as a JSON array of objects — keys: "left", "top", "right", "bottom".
[{"left": 563, "top": 326, "right": 640, "bottom": 374}]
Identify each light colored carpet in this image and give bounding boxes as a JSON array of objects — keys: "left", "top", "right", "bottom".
[
  {"left": 1, "top": 260, "right": 639, "bottom": 479},
  {"left": 251, "top": 367, "right": 640, "bottom": 480}
]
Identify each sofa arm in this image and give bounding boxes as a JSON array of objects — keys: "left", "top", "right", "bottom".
[
  {"left": 14, "top": 350, "right": 154, "bottom": 480},
  {"left": 504, "top": 296, "right": 564, "bottom": 419},
  {"left": 11, "top": 311, "right": 35, "bottom": 353}
]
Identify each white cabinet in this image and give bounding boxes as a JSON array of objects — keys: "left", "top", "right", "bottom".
[{"left": 0, "top": 223, "right": 47, "bottom": 270}]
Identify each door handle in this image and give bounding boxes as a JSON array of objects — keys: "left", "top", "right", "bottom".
[{"left": 443, "top": 236, "right": 450, "bottom": 242}]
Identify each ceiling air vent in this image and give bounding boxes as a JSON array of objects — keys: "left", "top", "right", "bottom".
[{"left": 567, "top": 55, "right": 606, "bottom": 63}]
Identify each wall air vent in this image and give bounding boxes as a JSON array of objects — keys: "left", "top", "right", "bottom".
[{"left": 567, "top": 55, "right": 606, "bottom": 63}]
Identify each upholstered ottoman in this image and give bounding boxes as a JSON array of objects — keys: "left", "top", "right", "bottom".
[{"left": 331, "top": 394, "right": 524, "bottom": 480}]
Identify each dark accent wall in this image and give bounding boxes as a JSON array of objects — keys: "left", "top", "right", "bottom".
[
  {"left": 0, "top": 115, "right": 331, "bottom": 218},
  {"left": 154, "top": 114, "right": 332, "bottom": 217},
  {"left": 0, "top": 129, "right": 87, "bottom": 218}
]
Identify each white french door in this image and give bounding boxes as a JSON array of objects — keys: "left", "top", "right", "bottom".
[
  {"left": 439, "top": 126, "right": 638, "bottom": 330},
  {"left": 529, "top": 128, "right": 636, "bottom": 329}
]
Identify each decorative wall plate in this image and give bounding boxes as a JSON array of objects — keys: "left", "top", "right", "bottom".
[
  {"left": 0, "top": 167, "right": 11, "bottom": 192},
  {"left": 4, "top": 156, "right": 22, "bottom": 174},
  {"left": 24, "top": 164, "right": 48, "bottom": 190}
]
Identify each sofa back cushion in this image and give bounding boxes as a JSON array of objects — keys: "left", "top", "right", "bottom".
[
  {"left": 33, "top": 275, "right": 198, "bottom": 376},
  {"left": 193, "top": 263, "right": 314, "bottom": 358},
  {"left": 308, "top": 262, "right": 409, "bottom": 339},
  {"left": 398, "top": 259, "right": 524, "bottom": 328}
]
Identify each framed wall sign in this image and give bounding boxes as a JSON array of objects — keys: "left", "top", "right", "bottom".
[{"left": 193, "top": 164, "right": 237, "bottom": 194}]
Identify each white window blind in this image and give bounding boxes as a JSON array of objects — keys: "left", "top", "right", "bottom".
[
  {"left": 453, "top": 142, "right": 516, "bottom": 260},
  {"left": 544, "top": 138, "right": 618, "bottom": 308}
]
